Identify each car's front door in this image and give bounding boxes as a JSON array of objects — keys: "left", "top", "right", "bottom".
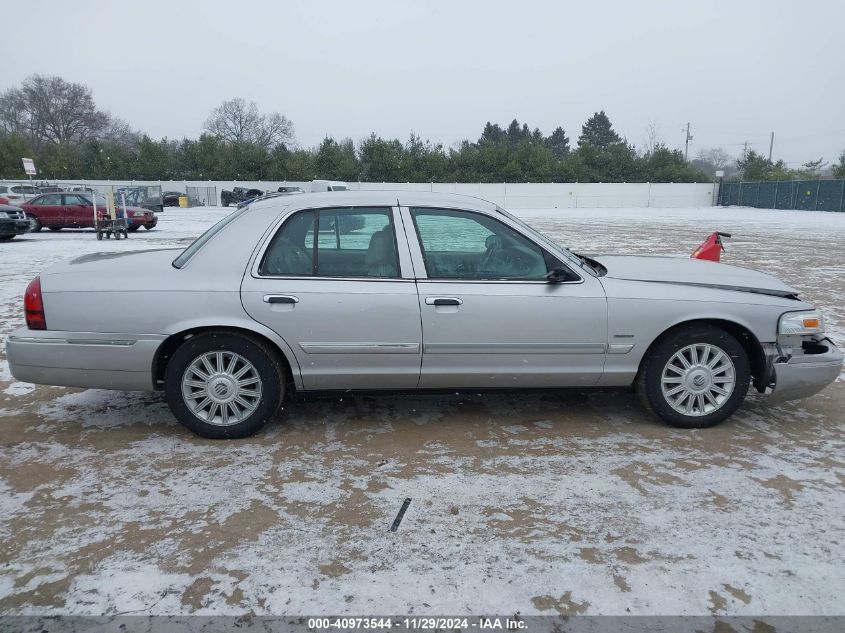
[
  {"left": 241, "top": 206, "right": 423, "bottom": 390},
  {"left": 61, "top": 194, "right": 92, "bottom": 228},
  {"left": 403, "top": 206, "right": 608, "bottom": 388}
]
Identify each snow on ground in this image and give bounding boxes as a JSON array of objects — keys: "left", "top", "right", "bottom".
[{"left": 0, "top": 205, "right": 843, "bottom": 616}]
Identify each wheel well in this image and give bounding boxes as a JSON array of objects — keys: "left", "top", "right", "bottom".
[
  {"left": 638, "top": 318, "right": 766, "bottom": 384},
  {"left": 152, "top": 326, "right": 294, "bottom": 391}
]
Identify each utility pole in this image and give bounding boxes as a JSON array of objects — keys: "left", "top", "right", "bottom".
[
  {"left": 684, "top": 122, "right": 693, "bottom": 161},
  {"left": 768, "top": 132, "right": 774, "bottom": 162},
  {"left": 742, "top": 141, "right": 748, "bottom": 161}
]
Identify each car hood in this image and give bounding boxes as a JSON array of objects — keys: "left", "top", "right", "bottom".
[{"left": 592, "top": 255, "right": 799, "bottom": 298}]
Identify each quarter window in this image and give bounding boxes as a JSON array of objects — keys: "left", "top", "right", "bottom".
[
  {"left": 411, "top": 207, "right": 564, "bottom": 280},
  {"left": 260, "top": 207, "right": 399, "bottom": 278}
]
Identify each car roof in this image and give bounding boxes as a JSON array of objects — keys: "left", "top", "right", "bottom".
[{"left": 247, "top": 190, "right": 501, "bottom": 214}]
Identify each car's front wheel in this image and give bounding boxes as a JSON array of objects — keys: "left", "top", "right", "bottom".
[
  {"left": 637, "top": 325, "right": 750, "bottom": 428},
  {"left": 164, "top": 332, "right": 285, "bottom": 438}
]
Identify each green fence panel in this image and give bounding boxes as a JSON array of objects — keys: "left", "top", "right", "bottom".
[
  {"left": 775, "top": 182, "right": 794, "bottom": 209},
  {"left": 722, "top": 179, "right": 844, "bottom": 211},
  {"left": 795, "top": 180, "right": 818, "bottom": 210},
  {"left": 718, "top": 182, "right": 738, "bottom": 206},
  {"left": 818, "top": 179, "right": 844, "bottom": 211},
  {"left": 739, "top": 182, "right": 759, "bottom": 206},
  {"left": 757, "top": 182, "right": 777, "bottom": 208}
]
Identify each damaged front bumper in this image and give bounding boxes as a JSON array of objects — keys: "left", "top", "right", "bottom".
[{"left": 761, "top": 337, "right": 844, "bottom": 402}]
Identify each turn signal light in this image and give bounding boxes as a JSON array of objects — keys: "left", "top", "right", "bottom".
[
  {"left": 802, "top": 318, "right": 820, "bottom": 329},
  {"left": 24, "top": 276, "right": 46, "bottom": 330}
]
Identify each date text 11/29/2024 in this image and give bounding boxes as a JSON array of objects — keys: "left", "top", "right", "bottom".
[{"left": 307, "top": 617, "right": 526, "bottom": 630}]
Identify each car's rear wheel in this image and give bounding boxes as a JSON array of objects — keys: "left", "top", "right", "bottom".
[
  {"left": 637, "top": 325, "right": 750, "bottom": 428},
  {"left": 128, "top": 225, "right": 140, "bottom": 232},
  {"left": 164, "top": 332, "right": 285, "bottom": 439}
]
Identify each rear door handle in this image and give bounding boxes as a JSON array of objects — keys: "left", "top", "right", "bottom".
[
  {"left": 425, "top": 297, "right": 463, "bottom": 306},
  {"left": 264, "top": 295, "right": 299, "bottom": 304}
]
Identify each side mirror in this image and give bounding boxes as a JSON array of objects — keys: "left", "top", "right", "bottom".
[{"left": 546, "top": 268, "right": 570, "bottom": 283}]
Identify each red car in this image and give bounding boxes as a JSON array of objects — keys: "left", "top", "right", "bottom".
[{"left": 21, "top": 192, "right": 158, "bottom": 232}]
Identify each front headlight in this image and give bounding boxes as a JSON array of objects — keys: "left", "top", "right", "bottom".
[{"left": 779, "top": 310, "right": 826, "bottom": 335}]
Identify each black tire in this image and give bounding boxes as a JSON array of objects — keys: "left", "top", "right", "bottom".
[
  {"left": 28, "top": 216, "right": 42, "bottom": 232},
  {"left": 49, "top": 226, "right": 62, "bottom": 231},
  {"left": 0, "top": 235, "right": 14, "bottom": 240},
  {"left": 164, "top": 332, "right": 285, "bottom": 439},
  {"left": 96, "top": 232, "right": 103, "bottom": 240},
  {"left": 128, "top": 225, "right": 140, "bottom": 232},
  {"left": 142, "top": 225, "right": 152, "bottom": 230},
  {"left": 636, "top": 324, "right": 750, "bottom": 429}
]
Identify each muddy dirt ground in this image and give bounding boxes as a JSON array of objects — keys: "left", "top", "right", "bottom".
[{"left": 0, "top": 206, "right": 843, "bottom": 616}]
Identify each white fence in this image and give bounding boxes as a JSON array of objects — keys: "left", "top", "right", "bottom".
[{"left": 2, "top": 179, "right": 717, "bottom": 208}]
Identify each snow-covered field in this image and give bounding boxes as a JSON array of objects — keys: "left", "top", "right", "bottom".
[{"left": 0, "top": 205, "right": 843, "bottom": 616}]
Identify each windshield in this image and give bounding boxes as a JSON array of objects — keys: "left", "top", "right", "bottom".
[{"left": 172, "top": 208, "right": 244, "bottom": 268}]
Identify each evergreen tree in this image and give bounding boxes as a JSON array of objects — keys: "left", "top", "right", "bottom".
[
  {"left": 578, "top": 111, "right": 622, "bottom": 149},
  {"left": 545, "top": 127, "right": 570, "bottom": 158}
]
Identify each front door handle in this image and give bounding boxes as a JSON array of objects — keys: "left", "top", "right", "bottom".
[
  {"left": 425, "top": 297, "right": 463, "bottom": 306},
  {"left": 264, "top": 295, "right": 299, "bottom": 304}
]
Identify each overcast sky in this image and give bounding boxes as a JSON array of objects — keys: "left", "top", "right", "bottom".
[{"left": 2, "top": 0, "right": 843, "bottom": 167}]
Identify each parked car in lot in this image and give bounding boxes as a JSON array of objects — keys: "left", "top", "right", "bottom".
[
  {"left": 0, "top": 184, "right": 39, "bottom": 204},
  {"left": 6, "top": 191, "right": 842, "bottom": 439},
  {"left": 0, "top": 203, "right": 30, "bottom": 240},
  {"left": 221, "top": 186, "right": 264, "bottom": 207},
  {"left": 162, "top": 191, "right": 184, "bottom": 207},
  {"left": 20, "top": 192, "right": 158, "bottom": 232},
  {"left": 277, "top": 186, "right": 305, "bottom": 194}
]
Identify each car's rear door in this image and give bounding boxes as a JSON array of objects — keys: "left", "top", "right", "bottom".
[
  {"left": 30, "top": 194, "right": 63, "bottom": 227},
  {"left": 402, "top": 206, "right": 608, "bottom": 388},
  {"left": 240, "top": 205, "right": 423, "bottom": 390}
]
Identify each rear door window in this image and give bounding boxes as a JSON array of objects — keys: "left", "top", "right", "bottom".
[
  {"left": 38, "top": 194, "right": 62, "bottom": 205},
  {"left": 260, "top": 207, "right": 399, "bottom": 278}
]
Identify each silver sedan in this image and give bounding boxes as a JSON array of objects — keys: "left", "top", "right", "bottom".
[{"left": 7, "top": 191, "right": 843, "bottom": 438}]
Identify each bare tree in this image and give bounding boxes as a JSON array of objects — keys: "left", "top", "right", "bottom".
[
  {"left": 643, "top": 120, "right": 662, "bottom": 154},
  {"left": 0, "top": 74, "right": 126, "bottom": 145},
  {"left": 695, "top": 147, "right": 732, "bottom": 171},
  {"left": 204, "top": 98, "right": 294, "bottom": 150}
]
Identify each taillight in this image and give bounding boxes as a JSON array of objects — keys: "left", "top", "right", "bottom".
[{"left": 24, "top": 276, "right": 46, "bottom": 330}]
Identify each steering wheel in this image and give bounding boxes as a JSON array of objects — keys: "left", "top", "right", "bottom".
[{"left": 479, "top": 235, "right": 504, "bottom": 273}]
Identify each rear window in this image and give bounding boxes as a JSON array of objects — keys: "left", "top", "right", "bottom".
[{"left": 172, "top": 209, "right": 244, "bottom": 268}]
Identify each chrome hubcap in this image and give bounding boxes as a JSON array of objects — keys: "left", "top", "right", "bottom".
[
  {"left": 181, "top": 351, "right": 262, "bottom": 426},
  {"left": 661, "top": 343, "right": 735, "bottom": 417}
]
